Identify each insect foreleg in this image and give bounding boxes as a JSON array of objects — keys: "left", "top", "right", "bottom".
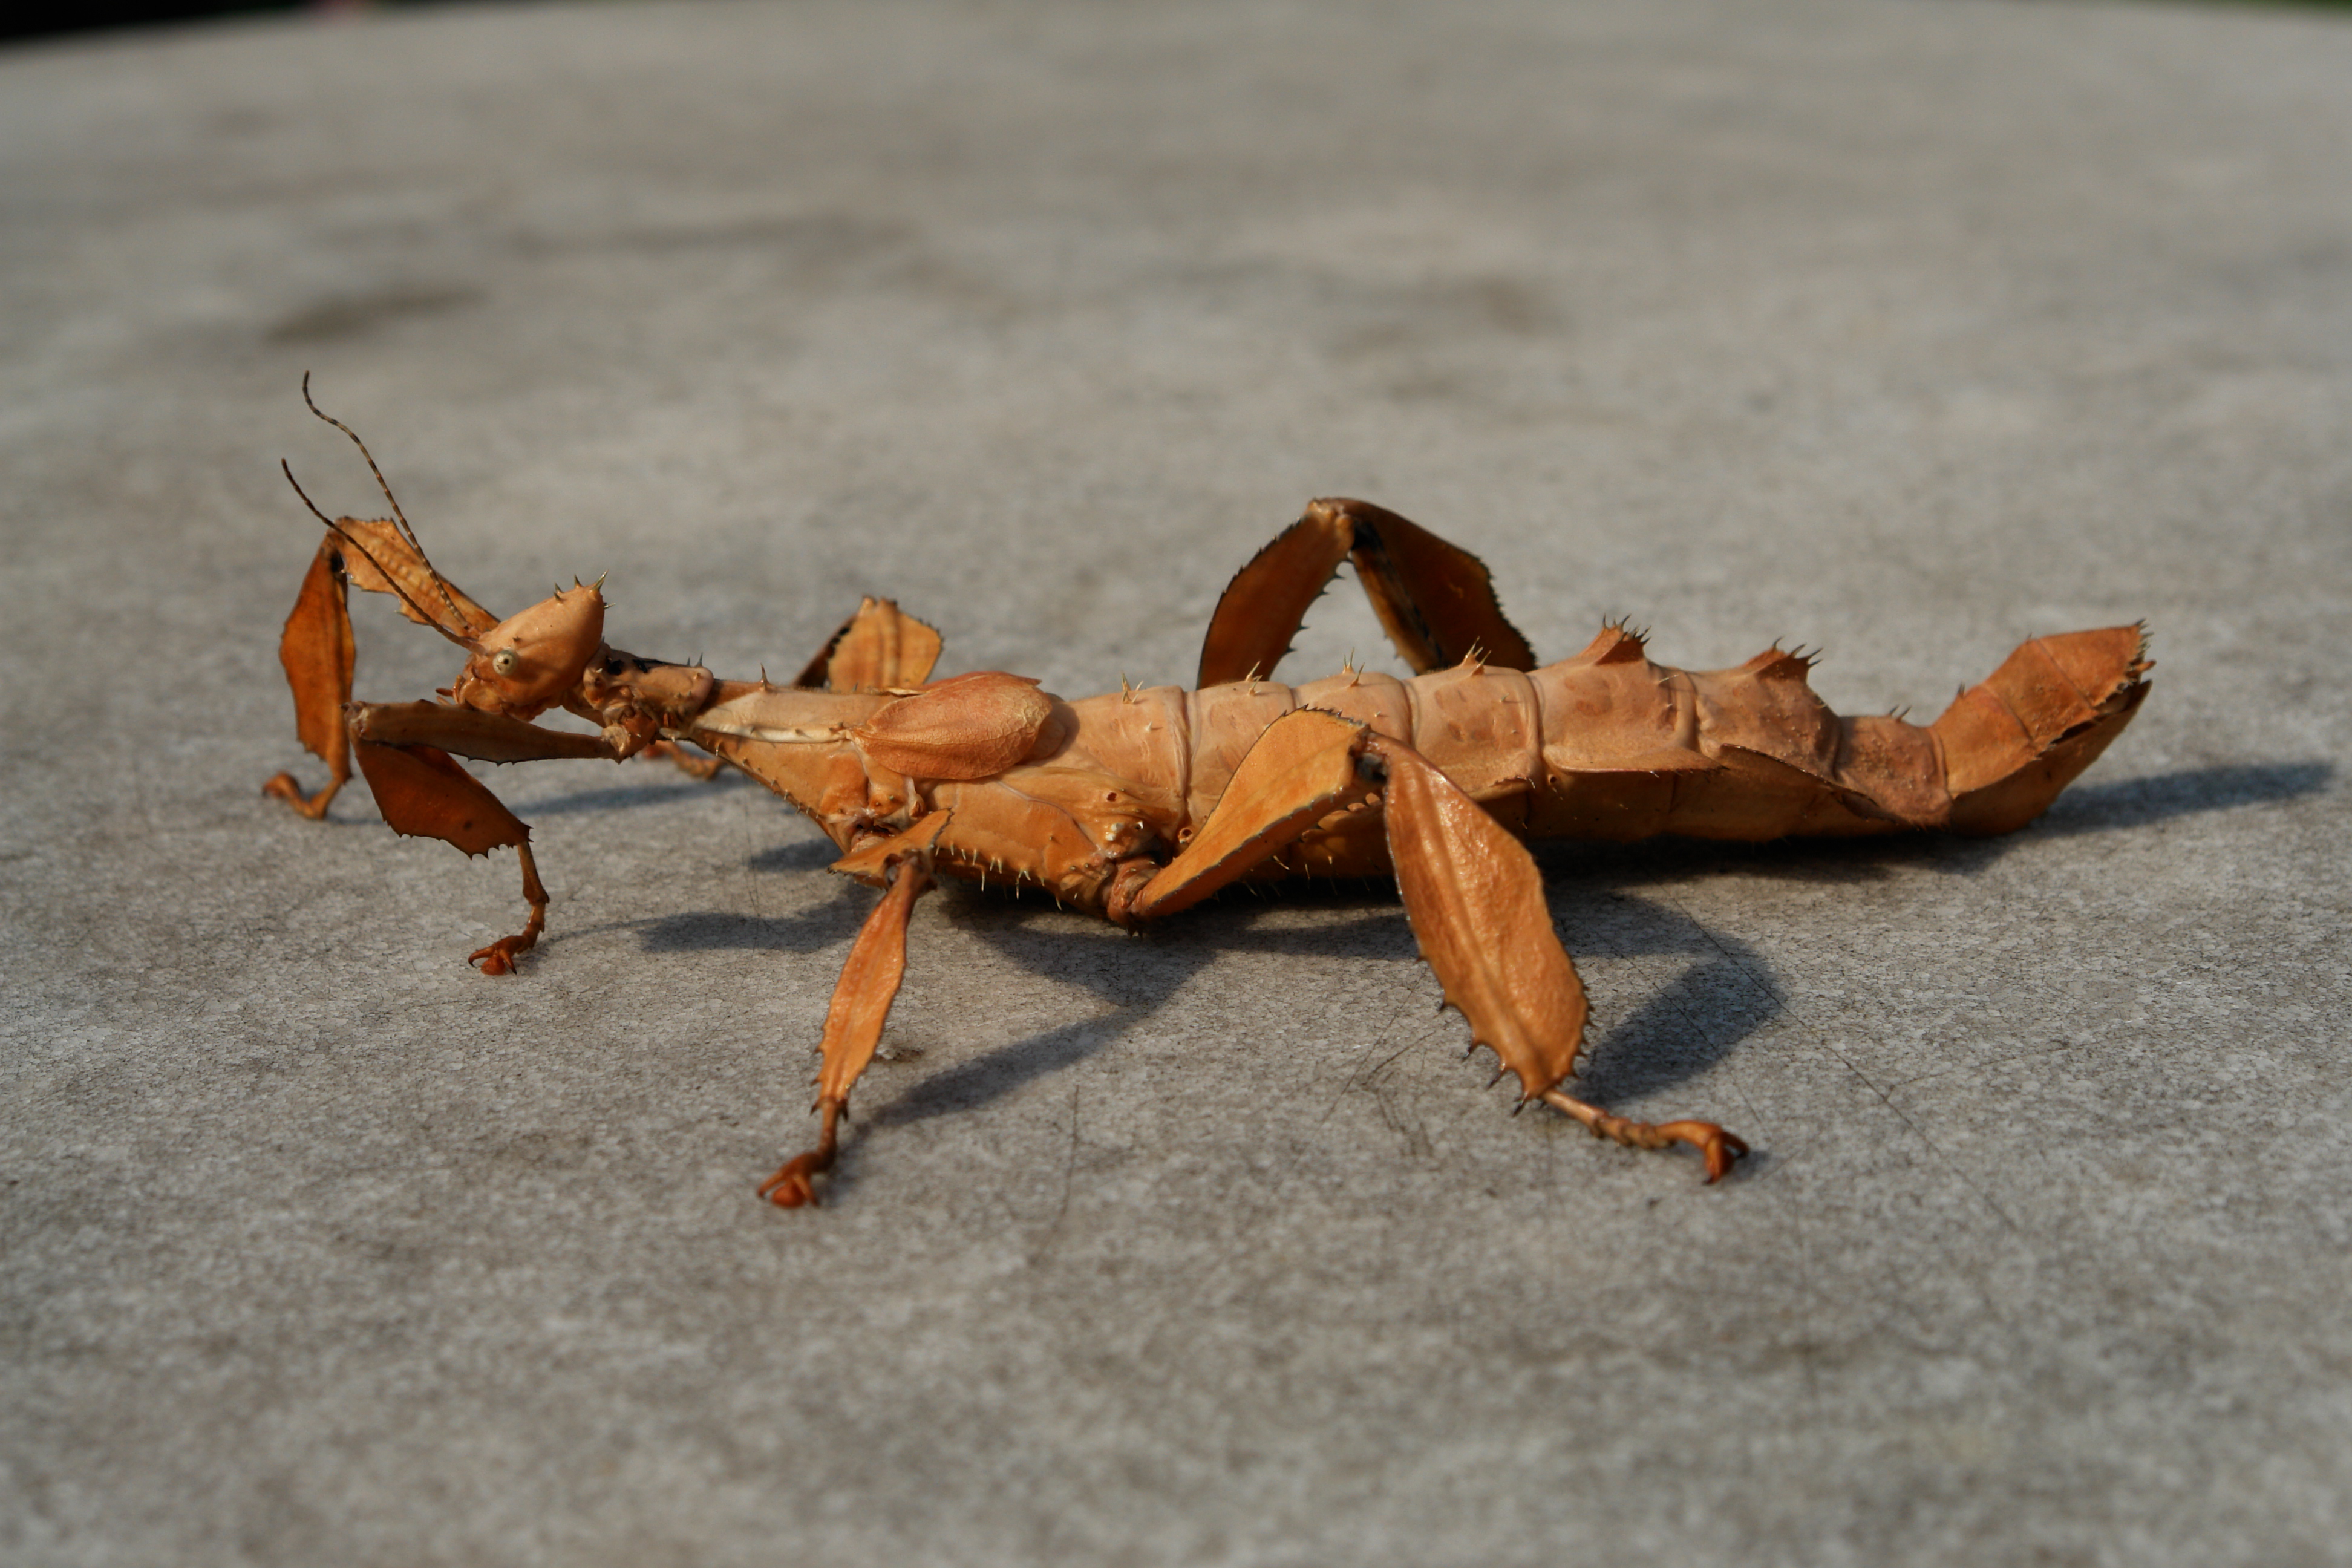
[
  {"left": 263, "top": 508, "right": 501, "bottom": 820},
  {"left": 263, "top": 538, "right": 356, "bottom": 818},
  {"left": 1535, "top": 1086, "right": 1747, "bottom": 1175},
  {"left": 478, "top": 841, "right": 551, "bottom": 978},
  {"left": 343, "top": 702, "right": 619, "bottom": 975}
]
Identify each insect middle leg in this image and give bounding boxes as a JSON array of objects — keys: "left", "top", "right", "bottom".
[
  {"left": 637, "top": 739, "right": 726, "bottom": 780},
  {"left": 760, "top": 832, "right": 939, "bottom": 1208}
]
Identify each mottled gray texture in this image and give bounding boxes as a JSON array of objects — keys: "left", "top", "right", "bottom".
[{"left": 2, "top": 2, "right": 2348, "bottom": 1564}]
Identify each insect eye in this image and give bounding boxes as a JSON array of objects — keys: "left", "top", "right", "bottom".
[{"left": 491, "top": 648, "right": 520, "bottom": 676}]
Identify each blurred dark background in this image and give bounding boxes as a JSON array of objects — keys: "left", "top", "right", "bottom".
[
  {"left": 5, "top": 0, "right": 321, "bottom": 44},
  {"left": 6, "top": 0, "right": 2347, "bottom": 47}
]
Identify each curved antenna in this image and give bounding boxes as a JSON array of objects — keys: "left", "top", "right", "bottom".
[
  {"left": 281, "top": 458, "right": 481, "bottom": 651},
  {"left": 299, "top": 373, "right": 471, "bottom": 636}
]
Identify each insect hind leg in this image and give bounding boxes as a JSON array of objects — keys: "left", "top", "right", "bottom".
[
  {"left": 1195, "top": 498, "right": 1537, "bottom": 687},
  {"left": 1538, "top": 1088, "right": 1748, "bottom": 1183},
  {"left": 1361, "top": 731, "right": 1748, "bottom": 1183}
]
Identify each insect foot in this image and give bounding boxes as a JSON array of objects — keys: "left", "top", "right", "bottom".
[
  {"left": 757, "top": 1150, "right": 829, "bottom": 1209},
  {"left": 759, "top": 1100, "right": 843, "bottom": 1208},
  {"left": 467, "top": 936, "right": 534, "bottom": 976},
  {"left": 1540, "top": 1088, "right": 1751, "bottom": 1183},
  {"left": 261, "top": 770, "right": 338, "bottom": 820}
]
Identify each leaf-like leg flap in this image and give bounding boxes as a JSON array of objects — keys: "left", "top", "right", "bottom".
[
  {"left": 1364, "top": 733, "right": 1587, "bottom": 1099},
  {"left": 760, "top": 852, "right": 935, "bottom": 1209},
  {"left": 264, "top": 542, "right": 356, "bottom": 819},
  {"left": 852, "top": 672, "right": 1054, "bottom": 781},
  {"left": 350, "top": 739, "right": 547, "bottom": 974},
  {"left": 325, "top": 516, "right": 500, "bottom": 638},
  {"left": 353, "top": 740, "right": 531, "bottom": 855},
  {"left": 1367, "top": 732, "right": 1748, "bottom": 1180},
  {"left": 1195, "top": 499, "right": 1538, "bottom": 688},
  {"left": 1197, "top": 505, "right": 1357, "bottom": 688},
  {"left": 1339, "top": 499, "right": 1537, "bottom": 675},
  {"left": 793, "top": 596, "right": 944, "bottom": 692},
  {"left": 1125, "top": 708, "right": 1371, "bottom": 923}
]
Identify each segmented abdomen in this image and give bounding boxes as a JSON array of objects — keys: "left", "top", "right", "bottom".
[{"left": 1073, "top": 620, "right": 2148, "bottom": 869}]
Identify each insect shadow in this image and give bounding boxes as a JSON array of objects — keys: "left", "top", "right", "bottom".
[
  {"left": 843, "top": 755, "right": 2333, "bottom": 1136},
  {"left": 518, "top": 769, "right": 754, "bottom": 818},
  {"left": 2031, "top": 759, "right": 2332, "bottom": 836},
  {"left": 791, "top": 879, "right": 1782, "bottom": 1201},
  {"left": 616, "top": 847, "right": 1781, "bottom": 1171},
  {"left": 1544, "top": 757, "right": 2336, "bottom": 890},
  {"left": 863, "top": 876, "right": 1778, "bottom": 1127},
  {"left": 593, "top": 755, "right": 2330, "bottom": 1189},
  {"left": 621, "top": 877, "right": 872, "bottom": 957}
]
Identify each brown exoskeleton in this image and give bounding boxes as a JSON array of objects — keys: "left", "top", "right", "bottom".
[{"left": 265, "top": 382, "right": 2151, "bottom": 1207}]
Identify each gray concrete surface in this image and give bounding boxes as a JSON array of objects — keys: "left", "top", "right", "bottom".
[{"left": 3, "top": 1, "right": 2348, "bottom": 1563}]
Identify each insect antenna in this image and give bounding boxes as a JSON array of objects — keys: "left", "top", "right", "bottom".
[
  {"left": 299, "top": 373, "right": 474, "bottom": 637},
  {"left": 281, "top": 458, "right": 481, "bottom": 652}
]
